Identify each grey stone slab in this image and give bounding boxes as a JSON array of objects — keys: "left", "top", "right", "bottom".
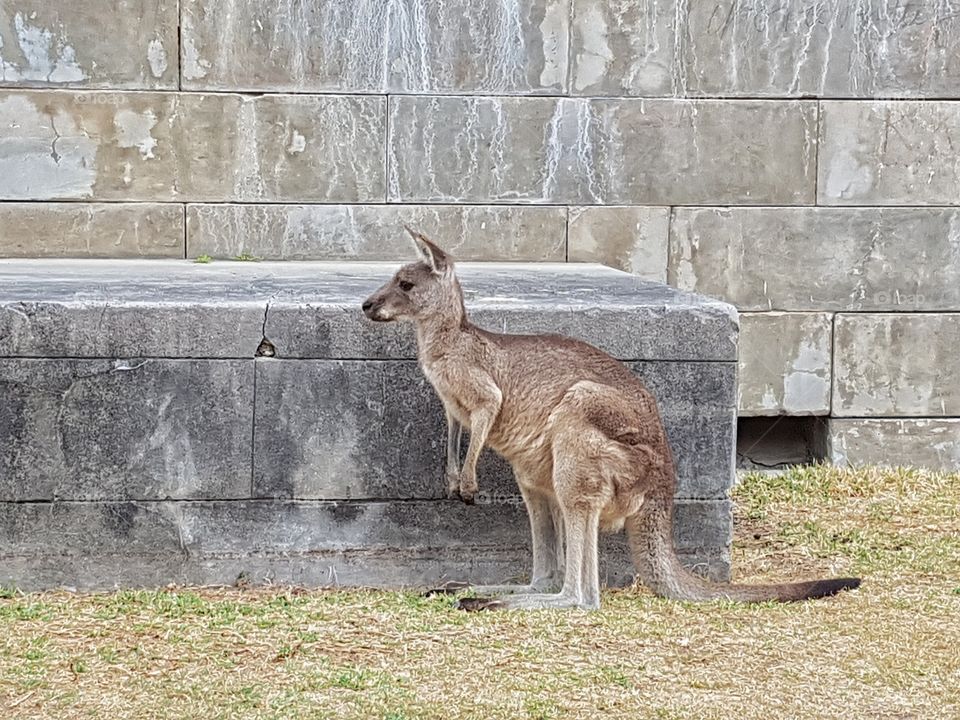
[
  {"left": 670, "top": 207, "right": 960, "bottom": 311},
  {"left": 0, "top": 260, "right": 736, "bottom": 362},
  {"left": 387, "top": 96, "right": 817, "bottom": 205},
  {"left": 834, "top": 314, "right": 960, "bottom": 417},
  {"left": 0, "top": 498, "right": 730, "bottom": 590},
  {"left": 253, "top": 360, "right": 733, "bottom": 501},
  {"left": 569, "top": 0, "right": 678, "bottom": 96},
  {"left": 0, "top": 91, "right": 385, "bottom": 202},
  {"left": 829, "top": 419, "right": 960, "bottom": 471},
  {"left": 0, "top": 202, "right": 184, "bottom": 258},
  {"left": 567, "top": 206, "right": 670, "bottom": 282},
  {"left": 683, "top": 1, "right": 960, "bottom": 98},
  {"left": 0, "top": 1, "right": 178, "bottom": 88},
  {"left": 819, "top": 101, "right": 960, "bottom": 206},
  {"left": 738, "top": 313, "right": 832, "bottom": 417},
  {"left": 0, "top": 359, "right": 253, "bottom": 501},
  {"left": 180, "top": 0, "right": 388, "bottom": 92},
  {"left": 386, "top": 0, "right": 568, "bottom": 93},
  {"left": 186, "top": 205, "right": 566, "bottom": 261}
]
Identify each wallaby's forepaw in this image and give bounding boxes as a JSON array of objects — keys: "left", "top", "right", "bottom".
[
  {"left": 423, "top": 580, "right": 470, "bottom": 597},
  {"left": 456, "top": 596, "right": 505, "bottom": 612}
]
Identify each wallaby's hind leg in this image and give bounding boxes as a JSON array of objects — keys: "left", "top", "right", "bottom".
[
  {"left": 434, "top": 482, "right": 563, "bottom": 598},
  {"left": 462, "top": 501, "right": 601, "bottom": 611}
]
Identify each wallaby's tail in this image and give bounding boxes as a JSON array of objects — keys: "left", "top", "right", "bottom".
[{"left": 625, "top": 491, "right": 861, "bottom": 603}]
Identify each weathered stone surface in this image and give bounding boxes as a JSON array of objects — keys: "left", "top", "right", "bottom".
[
  {"left": 829, "top": 419, "right": 960, "bottom": 471},
  {"left": 0, "top": 1, "right": 178, "bottom": 88},
  {"left": 819, "top": 101, "right": 960, "bottom": 206},
  {"left": 388, "top": 97, "right": 817, "bottom": 205},
  {"left": 181, "top": 0, "right": 566, "bottom": 94},
  {"left": 386, "top": 0, "right": 568, "bottom": 93},
  {"left": 0, "top": 499, "right": 731, "bottom": 590},
  {"left": 180, "top": 0, "right": 387, "bottom": 92},
  {"left": 834, "top": 314, "right": 960, "bottom": 417},
  {"left": 670, "top": 207, "right": 960, "bottom": 311},
  {"left": 0, "top": 261, "right": 736, "bottom": 362},
  {"left": 738, "top": 313, "right": 832, "bottom": 416},
  {"left": 186, "top": 205, "right": 566, "bottom": 261},
  {"left": 0, "top": 359, "right": 253, "bottom": 501},
  {"left": 567, "top": 206, "right": 669, "bottom": 282},
  {"left": 683, "top": 1, "right": 960, "bottom": 98},
  {"left": 0, "top": 91, "right": 385, "bottom": 201},
  {"left": 0, "top": 202, "right": 183, "bottom": 258},
  {"left": 569, "top": 0, "right": 677, "bottom": 96},
  {"left": 253, "top": 360, "right": 734, "bottom": 501}
]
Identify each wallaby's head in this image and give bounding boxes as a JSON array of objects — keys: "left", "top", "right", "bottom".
[{"left": 362, "top": 226, "right": 465, "bottom": 324}]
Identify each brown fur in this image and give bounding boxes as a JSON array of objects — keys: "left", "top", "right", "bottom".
[{"left": 362, "top": 228, "right": 861, "bottom": 610}]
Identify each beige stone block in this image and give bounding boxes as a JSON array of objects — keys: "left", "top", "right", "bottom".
[
  {"left": 569, "top": 0, "right": 677, "bottom": 96},
  {"left": 738, "top": 312, "right": 832, "bottom": 417},
  {"left": 819, "top": 101, "right": 960, "bottom": 206},
  {"left": 683, "top": 1, "right": 960, "bottom": 98},
  {"left": 0, "top": 91, "right": 385, "bottom": 202},
  {"left": 0, "top": 1, "right": 177, "bottom": 88},
  {"left": 567, "top": 206, "right": 669, "bottom": 282},
  {"left": 187, "top": 205, "right": 566, "bottom": 261},
  {"left": 388, "top": 97, "right": 816, "bottom": 205},
  {"left": 829, "top": 419, "right": 960, "bottom": 471},
  {"left": 834, "top": 314, "right": 960, "bottom": 417},
  {"left": 0, "top": 202, "right": 183, "bottom": 258},
  {"left": 670, "top": 207, "right": 960, "bottom": 311}
]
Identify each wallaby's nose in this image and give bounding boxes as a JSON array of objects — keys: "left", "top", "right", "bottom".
[{"left": 361, "top": 299, "right": 374, "bottom": 313}]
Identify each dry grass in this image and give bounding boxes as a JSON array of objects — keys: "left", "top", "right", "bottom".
[{"left": 1, "top": 465, "right": 958, "bottom": 719}]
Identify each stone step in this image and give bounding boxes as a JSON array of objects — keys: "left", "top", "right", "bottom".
[{"left": 0, "top": 260, "right": 738, "bottom": 590}]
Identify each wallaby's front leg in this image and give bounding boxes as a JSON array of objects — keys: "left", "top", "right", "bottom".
[
  {"left": 457, "top": 373, "right": 502, "bottom": 504},
  {"left": 445, "top": 409, "right": 463, "bottom": 500}
]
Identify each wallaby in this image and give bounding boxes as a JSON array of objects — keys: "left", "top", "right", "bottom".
[{"left": 361, "top": 228, "right": 862, "bottom": 611}]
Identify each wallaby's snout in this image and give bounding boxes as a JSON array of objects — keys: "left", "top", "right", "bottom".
[{"left": 361, "top": 292, "right": 389, "bottom": 322}]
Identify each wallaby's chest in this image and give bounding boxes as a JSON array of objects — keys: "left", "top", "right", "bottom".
[{"left": 419, "top": 360, "right": 472, "bottom": 425}]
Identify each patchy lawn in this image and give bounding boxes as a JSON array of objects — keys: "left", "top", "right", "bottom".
[{"left": 1, "top": 466, "right": 958, "bottom": 719}]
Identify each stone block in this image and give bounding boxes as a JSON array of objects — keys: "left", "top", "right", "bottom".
[
  {"left": 0, "top": 91, "right": 385, "bottom": 202},
  {"left": 683, "top": 1, "right": 960, "bottom": 98},
  {"left": 819, "top": 101, "right": 960, "bottom": 206},
  {"left": 833, "top": 314, "right": 960, "bottom": 417},
  {"left": 186, "top": 205, "right": 566, "bottom": 261},
  {"left": 180, "top": 0, "right": 387, "bottom": 92},
  {"left": 385, "top": 0, "right": 568, "bottom": 93},
  {"left": 0, "top": 1, "right": 178, "bottom": 88},
  {"left": 0, "top": 499, "right": 731, "bottom": 591},
  {"left": 670, "top": 207, "right": 960, "bottom": 311},
  {"left": 0, "top": 202, "right": 183, "bottom": 258},
  {"left": 738, "top": 313, "right": 832, "bottom": 416},
  {"left": 567, "top": 206, "right": 670, "bottom": 282},
  {"left": 253, "top": 360, "right": 734, "bottom": 501},
  {"left": 0, "top": 359, "right": 253, "bottom": 501},
  {"left": 181, "top": 0, "right": 566, "bottom": 94},
  {"left": 829, "top": 419, "right": 960, "bottom": 471},
  {"left": 387, "top": 96, "right": 817, "bottom": 205},
  {"left": 569, "top": 0, "right": 677, "bottom": 96}
]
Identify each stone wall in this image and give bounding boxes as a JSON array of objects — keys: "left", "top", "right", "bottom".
[{"left": 2, "top": 0, "right": 959, "bottom": 468}]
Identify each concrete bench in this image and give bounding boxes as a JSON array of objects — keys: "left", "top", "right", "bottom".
[{"left": 0, "top": 260, "right": 738, "bottom": 591}]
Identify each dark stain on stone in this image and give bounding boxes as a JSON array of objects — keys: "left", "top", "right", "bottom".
[{"left": 103, "top": 502, "right": 141, "bottom": 538}]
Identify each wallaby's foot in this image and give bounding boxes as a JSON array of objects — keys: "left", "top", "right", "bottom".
[
  {"left": 459, "top": 472, "right": 478, "bottom": 505},
  {"left": 456, "top": 597, "right": 506, "bottom": 612},
  {"left": 423, "top": 580, "right": 471, "bottom": 597}
]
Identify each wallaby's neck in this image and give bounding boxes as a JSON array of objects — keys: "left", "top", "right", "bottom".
[{"left": 414, "top": 292, "right": 470, "bottom": 361}]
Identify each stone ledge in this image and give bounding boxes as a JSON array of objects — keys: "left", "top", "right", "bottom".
[{"left": 0, "top": 260, "right": 738, "bottom": 361}]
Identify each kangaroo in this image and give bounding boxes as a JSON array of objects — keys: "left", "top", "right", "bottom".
[{"left": 361, "top": 227, "right": 862, "bottom": 611}]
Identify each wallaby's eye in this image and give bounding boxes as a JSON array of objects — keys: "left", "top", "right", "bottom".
[{"left": 399, "top": 280, "right": 415, "bottom": 292}]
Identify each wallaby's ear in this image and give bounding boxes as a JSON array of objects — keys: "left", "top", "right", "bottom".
[{"left": 404, "top": 225, "right": 449, "bottom": 274}]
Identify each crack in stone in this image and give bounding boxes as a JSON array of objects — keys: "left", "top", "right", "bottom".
[{"left": 49, "top": 114, "right": 62, "bottom": 165}]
